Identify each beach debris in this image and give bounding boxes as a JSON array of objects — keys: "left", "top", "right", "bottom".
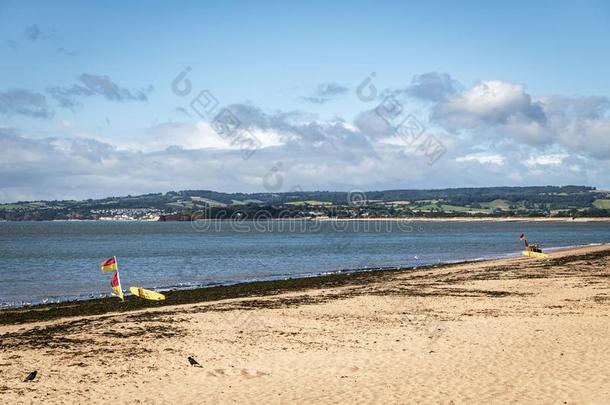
[
  {"left": 188, "top": 356, "right": 202, "bottom": 367},
  {"left": 24, "top": 370, "right": 37, "bottom": 382},
  {"left": 129, "top": 287, "right": 166, "bottom": 301}
]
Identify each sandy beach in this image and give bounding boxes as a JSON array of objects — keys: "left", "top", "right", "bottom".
[{"left": 1, "top": 245, "right": 609, "bottom": 404}]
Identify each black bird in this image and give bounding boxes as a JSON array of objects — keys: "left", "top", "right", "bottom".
[
  {"left": 188, "top": 356, "right": 202, "bottom": 367},
  {"left": 24, "top": 371, "right": 37, "bottom": 382}
]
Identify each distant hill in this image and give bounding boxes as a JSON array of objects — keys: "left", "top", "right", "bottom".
[{"left": 1, "top": 185, "right": 609, "bottom": 221}]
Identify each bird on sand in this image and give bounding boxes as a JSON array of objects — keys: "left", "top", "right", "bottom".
[
  {"left": 24, "top": 371, "right": 37, "bottom": 382},
  {"left": 188, "top": 356, "right": 202, "bottom": 367}
]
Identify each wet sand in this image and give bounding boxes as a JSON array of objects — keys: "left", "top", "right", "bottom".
[{"left": 1, "top": 245, "right": 609, "bottom": 404}]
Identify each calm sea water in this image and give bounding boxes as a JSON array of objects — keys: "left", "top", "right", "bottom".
[{"left": 1, "top": 220, "right": 609, "bottom": 307}]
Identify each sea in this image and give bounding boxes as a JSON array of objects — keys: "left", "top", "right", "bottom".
[{"left": 1, "top": 220, "right": 609, "bottom": 307}]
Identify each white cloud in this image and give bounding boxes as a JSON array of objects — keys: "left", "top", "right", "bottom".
[
  {"left": 525, "top": 153, "right": 567, "bottom": 168},
  {"left": 434, "top": 80, "right": 546, "bottom": 128},
  {"left": 456, "top": 153, "right": 505, "bottom": 165},
  {"left": 429, "top": 79, "right": 610, "bottom": 160},
  {"left": 557, "top": 117, "right": 610, "bottom": 159}
]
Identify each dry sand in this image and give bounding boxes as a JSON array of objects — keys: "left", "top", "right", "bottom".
[{"left": 1, "top": 245, "right": 609, "bottom": 404}]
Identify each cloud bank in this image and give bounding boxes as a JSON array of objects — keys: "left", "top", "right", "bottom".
[{"left": 1, "top": 72, "right": 609, "bottom": 201}]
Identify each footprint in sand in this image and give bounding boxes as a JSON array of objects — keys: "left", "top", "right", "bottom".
[
  {"left": 240, "top": 369, "right": 269, "bottom": 378},
  {"left": 206, "top": 368, "right": 227, "bottom": 377}
]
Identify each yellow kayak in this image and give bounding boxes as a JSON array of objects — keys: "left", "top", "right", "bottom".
[
  {"left": 522, "top": 251, "right": 549, "bottom": 259},
  {"left": 129, "top": 287, "right": 166, "bottom": 301}
]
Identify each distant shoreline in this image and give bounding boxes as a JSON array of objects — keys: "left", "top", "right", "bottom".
[
  {"left": 2, "top": 216, "right": 610, "bottom": 223},
  {"left": 313, "top": 217, "right": 610, "bottom": 222}
]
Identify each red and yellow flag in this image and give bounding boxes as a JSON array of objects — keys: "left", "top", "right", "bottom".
[
  {"left": 110, "top": 270, "right": 124, "bottom": 301},
  {"left": 101, "top": 256, "right": 117, "bottom": 273}
]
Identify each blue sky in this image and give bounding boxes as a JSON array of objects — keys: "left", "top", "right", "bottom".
[{"left": 1, "top": 1, "right": 609, "bottom": 201}]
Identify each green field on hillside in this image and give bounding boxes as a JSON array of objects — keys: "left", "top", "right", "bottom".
[
  {"left": 593, "top": 199, "right": 610, "bottom": 209},
  {"left": 480, "top": 199, "right": 511, "bottom": 210}
]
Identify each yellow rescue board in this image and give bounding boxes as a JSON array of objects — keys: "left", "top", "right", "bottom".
[
  {"left": 129, "top": 287, "right": 166, "bottom": 301},
  {"left": 522, "top": 251, "right": 549, "bottom": 259}
]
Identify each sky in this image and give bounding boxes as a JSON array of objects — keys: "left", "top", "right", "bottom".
[{"left": 1, "top": 0, "right": 609, "bottom": 202}]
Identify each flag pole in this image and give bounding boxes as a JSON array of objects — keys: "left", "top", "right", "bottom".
[{"left": 115, "top": 256, "right": 124, "bottom": 302}]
